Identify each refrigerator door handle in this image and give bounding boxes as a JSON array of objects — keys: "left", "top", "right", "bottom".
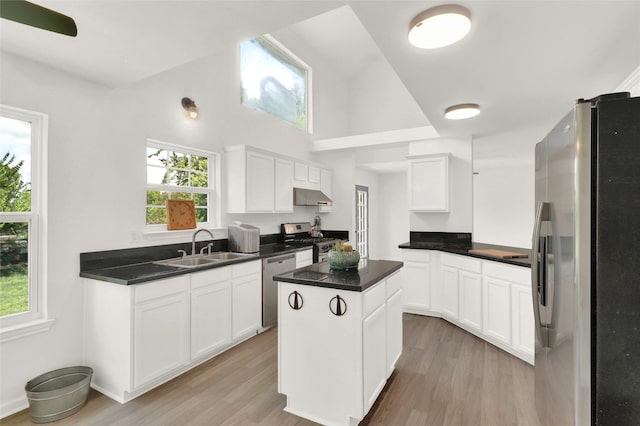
[{"left": 532, "top": 201, "right": 551, "bottom": 348}]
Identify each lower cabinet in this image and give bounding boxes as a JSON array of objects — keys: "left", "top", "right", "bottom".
[
  {"left": 279, "top": 271, "right": 402, "bottom": 426},
  {"left": 295, "top": 248, "right": 313, "bottom": 268},
  {"left": 401, "top": 250, "right": 533, "bottom": 364},
  {"left": 85, "top": 260, "right": 262, "bottom": 403}
]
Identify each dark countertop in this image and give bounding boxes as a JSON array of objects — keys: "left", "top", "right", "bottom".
[
  {"left": 81, "top": 243, "right": 314, "bottom": 285},
  {"left": 398, "top": 241, "right": 532, "bottom": 268},
  {"left": 273, "top": 259, "right": 403, "bottom": 292}
]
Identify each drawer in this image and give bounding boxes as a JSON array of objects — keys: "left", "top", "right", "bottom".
[
  {"left": 295, "top": 249, "right": 313, "bottom": 267},
  {"left": 441, "top": 253, "right": 481, "bottom": 273},
  {"left": 402, "top": 249, "right": 430, "bottom": 263},
  {"left": 232, "top": 260, "right": 261, "bottom": 278},
  {"left": 363, "top": 281, "right": 386, "bottom": 318},
  {"left": 191, "top": 265, "right": 230, "bottom": 290},
  {"left": 386, "top": 271, "right": 402, "bottom": 298},
  {"left": 483, "top": 261, "right": 530, "bottom": 286},
  {"left": 135, "top": 276, "right": 188, "bottom": 304}
]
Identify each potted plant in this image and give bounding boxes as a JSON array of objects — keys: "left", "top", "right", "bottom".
[{"left": 328, "top": 242, "right": 360, "bottom": 270}]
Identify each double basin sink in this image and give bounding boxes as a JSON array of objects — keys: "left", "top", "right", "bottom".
[{"left": 154, "top": 252, "right": 257, "bottom": 269}]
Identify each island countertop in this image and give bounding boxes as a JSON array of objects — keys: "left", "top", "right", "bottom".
[{"left": 273, "top": 259, "right": 403, "bottom": 292}]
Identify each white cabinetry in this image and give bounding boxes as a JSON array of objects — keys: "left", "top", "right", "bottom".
[
  {"left": 407, "top": 153, "right": 451, "bottom": 212},
  {"left": 295, "top": 248, "right": 313, "bottom": 268},
  {"left": 231, "top": 261, "right": 261, "bottom": 340},
  {"left": 246, "top": 150, "right": 275, "bottom": 212},
  {"left": 279, "top": 270, "right": 402, "bottom": 426},
  {"left": 85, "top": 260, "right": 262, "bottom": 403},
  {"left": 133, "top": 277, "right": 188, "bottom": 388},
  {"left": 293, "top": 162, "right": 321, "bottom": 190},
  {"left": 402, "top": 249, "right": 433, "bottom": 314},
  {"left": 274, "top": 158, "right": 294, "bottom": 213},
  {"left": 401, "top": 249, "right": 533, "bottom": 364},
  {"left": 190, "top": 267, "right": 231, "bottom": 360}
]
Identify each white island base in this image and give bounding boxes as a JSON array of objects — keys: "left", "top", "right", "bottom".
[{"left": 277, "top": 266, "right": 403, "bottom": 426}]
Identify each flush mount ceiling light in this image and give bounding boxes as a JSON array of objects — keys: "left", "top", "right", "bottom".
[
  {"left": 444, "top": 103, "right": 480, "bottom": 120},
  {"left": 408, "top": 4, "right": 471, "bottom": 49},
  {"left": 181, "top": 97, "right": 198, "bottom": 119}
]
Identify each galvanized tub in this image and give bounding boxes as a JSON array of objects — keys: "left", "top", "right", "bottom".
[{"left": 25, "top": 366, "right": 93, "bottom": 423}]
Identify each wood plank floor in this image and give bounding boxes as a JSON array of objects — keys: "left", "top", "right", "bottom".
[{"left": 3, "top": 314, "right": 540, "bottom": 425}]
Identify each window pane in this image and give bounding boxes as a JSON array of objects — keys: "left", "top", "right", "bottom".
[
  {"left": 195, "top": 208, "right": 208, "bottom": 223},
  {"left": 191, "top": 171, "right": 208, "bottom": 188},
  {"left": 193, "top": 193, "right": 208, "bottom": 207},
  {"left": 147, "top": 165, "right": 167, "bottom": 185},
  {"left": 0, "top": 222, "right": 29, "bottom": 317},
  {"left": 170, "top": 192, "right": 191, "bottom": 200},
  {"left": 146, "top": 190, "right": 169, "bottom": 206},
  {"left": 241, "top": 38, "right": 307, "bottom": 130},
  {"left": 166, "top": 168, "right": 189, "bottom": 186},
  {"left": 0, "top": 116, "right": 32, "bottom": 212},
  {"left": 191, "top": 155, "right": 208, "bottom": 173},
  {"left": 168, "top": 151, "right": 189, "bottom": 169},
  {"left": 146, "top": 207, "right": 166, "bottom": 225},
  {"left": 146, "top": 147, "right": 166, "bottom": 167}
]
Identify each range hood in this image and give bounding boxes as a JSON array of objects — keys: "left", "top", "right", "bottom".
[{"left": 293, "top": 187, "right": 332, "bottom": 206}]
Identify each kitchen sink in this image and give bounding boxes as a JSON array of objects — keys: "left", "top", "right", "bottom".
[
  {"left": 154, "top": 252, "right": 257, "bottom": 269},
  {"left": 205, "top": 252, "right": 257, "bottom": 260},
  {"left": 155, "top": 256, "right": 221, "bottom": 268}
]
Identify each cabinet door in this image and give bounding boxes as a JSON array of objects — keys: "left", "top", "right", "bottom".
[
  {"left": 386, "top": 290, "right": 403, "bottom": 376},
  {"left": 294, "top": 162, "right": 308, "bottom": 182},
  {"left": 408, "top": 155, "right": 450, "bottom": 212},
  {"left": 512, "top": 284, "right": 534, "bottom": 357},
  {"left": 403, "top": 261, "right": 431, "bottom": 311},
  {"left": 232, "top": 273, "right": 261, "bottom": 340},
  {"left": 134, "top": 294, "right": 188, "bottom": 388},
  {"left": 363, "top": 303, "right": 387, "bottom": 412},
  {"left": 295, "top": 248, "right": 313, "bottom": 268},
  {"left": 191, "top": 281, "right": 231, "bottom": 360},
  {"left": 275, "top": 158, "right": 294, "bottom": 213},
  {"left": 459, "top": 271, "right": 482, "bottom": 333},
  {"left": 246, "top": 151, "right": 274, "bottom": 212},
  {"left": 482, "top": 276, "right": 512, "bottom": 345},
  {"left": 308, "top": 165, "right": 321, "bottom": 186},
  {"left": 440, "top": 265, "right": 459, "bottom": 320}
]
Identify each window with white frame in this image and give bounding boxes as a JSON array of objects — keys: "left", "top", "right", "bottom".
[
  {"left": 0, "top": 105, "right": 46, "bottom": 331},
  {"left": 355, "top": 185, "right": 369, "bottom": 258},
  {"left": 146, "top": 139, "right": 218, "bottom": 229},
  {"left": 240, "top": 35, "right": 312, "bottom": 132}
]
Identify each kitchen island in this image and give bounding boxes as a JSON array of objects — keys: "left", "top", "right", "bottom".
[{"left": 274, "top": 260, "right": 403, "bottom": 426}]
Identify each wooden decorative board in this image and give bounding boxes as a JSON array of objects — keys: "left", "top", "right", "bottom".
[
  {"left": 166, "top": 200, "right": 196, "bottom": 230},
  {"left": 468, "top": 249, "right": 528, "bottom": 259}
]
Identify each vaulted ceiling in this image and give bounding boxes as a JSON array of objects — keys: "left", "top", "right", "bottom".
[{"left": 1, "top": 1, "right": 639, "bottom": 140}]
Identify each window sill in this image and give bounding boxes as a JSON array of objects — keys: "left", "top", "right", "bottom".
[
  {"left": 141, "top": 226, "right": 228, "bottom": 242},
  {"left": 0, "top": 318, "right": 56, "bottom": 343}
]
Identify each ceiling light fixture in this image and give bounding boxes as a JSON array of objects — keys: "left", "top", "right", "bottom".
[
  {"left": 444, "top": 103, "right": 480, "bottom": 120},
  {"left": 181, "top": 97, "right": 199, "bottom": 119},
  {"left": 408, "top": 4, "right": 471, "bottom": 49}
]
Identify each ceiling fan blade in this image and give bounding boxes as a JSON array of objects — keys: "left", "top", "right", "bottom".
[{"left": 0, "top": 0, "right": 77, "bottom": 37}]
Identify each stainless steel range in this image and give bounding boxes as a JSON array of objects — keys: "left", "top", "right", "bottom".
[{"left": 281, "top": 222, "right": 342, "bottom": 264}]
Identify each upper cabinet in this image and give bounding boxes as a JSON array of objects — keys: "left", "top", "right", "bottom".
[
  {"left": 407, "top": 153, "right": 451, "bottom": 212},
  {"left": 318, "top": 168, "right": 332, "bottom": 213},
  {"left": 225, "top": 145, "right": 330, "bottom": 214}
]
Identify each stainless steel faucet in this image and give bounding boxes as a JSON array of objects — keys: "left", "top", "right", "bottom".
[{"left": 191, "top": 229, "right": 214, "bottom": 256}]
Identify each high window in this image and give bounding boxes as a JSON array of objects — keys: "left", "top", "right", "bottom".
[
  {"left": 146, "top": 139, "right": 218, "bottom": 229},
  {"left": 355, "top": 185, "right": 369, "bottom": 258},
  {"left": 0, "top": 105, "right": 47, "bottom": 335},
  {"left": 240, "top": 35, "right": 312, "bottom": 132}
]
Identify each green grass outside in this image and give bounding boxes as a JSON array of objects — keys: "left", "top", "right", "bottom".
[{"left": 0, "top": 265, "right": 28, "bottom": 316}]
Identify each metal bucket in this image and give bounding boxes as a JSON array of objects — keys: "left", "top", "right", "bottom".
[{"left": 25, "top": 366, "right": 93, "bottom": 423}]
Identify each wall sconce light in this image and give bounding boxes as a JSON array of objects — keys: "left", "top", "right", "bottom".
[{"left": 181, "top": 97, "right": 199, "bottom": 119}]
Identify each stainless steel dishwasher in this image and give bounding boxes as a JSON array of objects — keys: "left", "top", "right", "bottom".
[{"left": 262, "top": 253, "right": 296, "bottom": 328}]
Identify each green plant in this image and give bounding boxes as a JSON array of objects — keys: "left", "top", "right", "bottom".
[{"left": 333, "top": 241, "right": 343, "bottom": 252}]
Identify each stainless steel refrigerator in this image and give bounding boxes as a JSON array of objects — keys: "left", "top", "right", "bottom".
[{"left": 532, "top": 92, "right": 640, "bottom": 425}]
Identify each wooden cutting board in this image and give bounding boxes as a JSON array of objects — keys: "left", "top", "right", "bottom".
[
  {"left": 468, "top": 249, "right": 528, "bottom": 259},
  {"left": 166, "top": 200, "right": 196, "bottom": 230}
]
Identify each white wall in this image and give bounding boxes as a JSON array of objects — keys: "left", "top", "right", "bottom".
[
  {"left": 0, "top": 53, "right": 113, "bottom": 416},
  {"left": 0, "top": 32, "right": 351, "bottom": 414},
  {"left": 409, "top": 137, "right": 473, "bottom": 233},
  {"left": 377, "top": 171, "right": 409, "bottom": 261}
]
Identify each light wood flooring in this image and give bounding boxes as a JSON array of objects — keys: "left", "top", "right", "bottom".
[{"left": 3, "top": 314, "right": 540, "bottom": 425}]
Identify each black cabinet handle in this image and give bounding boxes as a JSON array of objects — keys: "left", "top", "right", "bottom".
[
  {"left": 288, "top": 291, "right": 303, "bottom": 310},
  {"left": 329, "top": 295, "right": 347, "bottom": 316}
]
